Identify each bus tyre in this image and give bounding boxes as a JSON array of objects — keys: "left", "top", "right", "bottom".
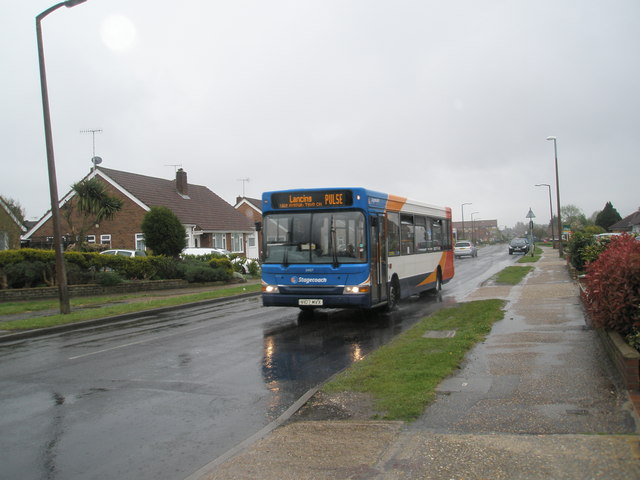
[
  {"left": 436, "top": 270, "right": 442, "bottom": 291},
  {"left": 387, "top": 279, "right": 400, "bottom": 311}
]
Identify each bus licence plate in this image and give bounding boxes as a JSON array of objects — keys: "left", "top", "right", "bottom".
[{"left": 299, "top": 299, "right": 323, "bottom": 306}]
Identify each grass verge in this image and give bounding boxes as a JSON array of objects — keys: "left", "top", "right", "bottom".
[
  {"left": 0, "top": 283, "right": 261, "bottom": 331},
  {"left": 322, "top": 299, "right": 505, "bottom": 421},
  {"left": 517, "top": 244, "right": 543, "bottom": 263},
  {"left": 494, "top": 265, "right": 534, "bottom": 284}
]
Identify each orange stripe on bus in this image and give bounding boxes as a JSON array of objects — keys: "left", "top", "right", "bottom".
[
  {"left": 386, "top": 195, "right": 407, "bottom": 212},
  {"left": 417, "top": 251, "right": 455, "bottom": 287}
]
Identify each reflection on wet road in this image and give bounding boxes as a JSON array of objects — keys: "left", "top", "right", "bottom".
[
  {"left": 260, "top": 292, "right": 456, "bottom": 420},
  {"left": 0, "top": 245, "right": 512, "bottom": 480}
]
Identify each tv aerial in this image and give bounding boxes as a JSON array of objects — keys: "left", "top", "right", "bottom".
[
  {"left": 81, "top": 128, "right": 103, "bottom": 170},
  {"left": 237, "top": 177, "right": 250, "bottom": 197}
]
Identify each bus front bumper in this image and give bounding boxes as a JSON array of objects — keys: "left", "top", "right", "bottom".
[{"left": 262, "top": 292, "right": 370, "bottom": 309}]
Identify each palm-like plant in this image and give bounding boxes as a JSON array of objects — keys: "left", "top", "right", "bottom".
[
  {"left": 62, "top": 178, "right": 123, "bottom": 249},
  {"left": 73, "top": 178, "right": 122, "bottom": 222}
]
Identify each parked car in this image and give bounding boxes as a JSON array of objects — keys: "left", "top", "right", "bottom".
[
  {"left": 454, "top": 241, "right": 478, "bottom": 258},
  {"left": 181, "top": 247, "right": 230, "bottom": 257},
  {"left": 593, "top": 233, "right": 622, "bottom": 241},
  {"left": 508, "top": 238, "right": 530, "bottom": 255},
  {"left": 181, "top": 247, "right": 253, "bottom": 274},
  {"left": 100, "top": 249, "right": 147, "bottom": 257}
]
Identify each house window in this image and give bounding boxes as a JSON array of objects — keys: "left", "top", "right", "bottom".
[
  {"left": 135, "top": 233, "right": 145, "bottom": 251},
  {"left": 0, "top": 231, "right": 8, "bottom": 250},
  {"left": 231, "top": 233, "right": 243, "bottom": 253},
  {"left": 100, "top": 234, "right": 111, "bottom": 246},
  {"left": 213, "top": 233, "right": 226, "bottom": 250},
  {"left": 86, "top": 235, "right": 96, "bottom": 244}
]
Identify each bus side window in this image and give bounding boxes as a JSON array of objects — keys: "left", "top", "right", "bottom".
[
  {"left": 414, "top": 216, "right": 428, "bottom": 253},
  {"left": 442, "top": 219, "right": 452, "bottom": 249},
  {"left": 401, "top": 214, "right": 414, "bottom": 255},
  {"left": 387, "top": 212, "right": 400, "bottom": 257},
  {"left": 431, "top": 218, "right": 443, "bottom": 251}
]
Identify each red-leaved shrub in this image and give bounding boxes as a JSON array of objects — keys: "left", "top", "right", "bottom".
[{"left": 583, "top": 235, "right": 640, "bottom": 335}]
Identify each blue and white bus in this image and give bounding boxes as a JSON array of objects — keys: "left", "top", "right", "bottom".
[{"left": 260, "top": 188, "right": 454, "bottom": 310}]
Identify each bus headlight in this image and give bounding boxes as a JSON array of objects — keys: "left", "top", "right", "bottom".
[
  {"left": 344, "top": 284, "right": 370, "bottom": 294},
  {"left": 262, "top": 282, "right": 279, "bottom": 293}
]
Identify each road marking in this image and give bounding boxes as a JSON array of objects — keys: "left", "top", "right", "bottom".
[{"left": 67, "top": 324, "right": 210, "bottom": 360}]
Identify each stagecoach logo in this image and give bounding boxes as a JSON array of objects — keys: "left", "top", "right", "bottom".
[{"left": 291, "top": 276, "right": 328, "bottom": 284}]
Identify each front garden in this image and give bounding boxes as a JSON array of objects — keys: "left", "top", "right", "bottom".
[
  {"left": 0, "top": 248, "right": 260, "bottom": 291},
  {"left": 566, "top": 234, "right": 640, "bottom": 350}
]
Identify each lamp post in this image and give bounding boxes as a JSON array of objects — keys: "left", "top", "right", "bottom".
[
  {"left": 470, "top": 212, "right": 479, "bottom": 244},
  {"left": 546, "top": 136, "right": 563, "bottom": 257},
  {"left": 36, "top": 0, "right": 88, "bottom": 314},
  {"left": 460, "top": 202, "right": 472, "bottom": 241},
  {"left": 535, "top": 183, "right": 555, "bottom": 249}
]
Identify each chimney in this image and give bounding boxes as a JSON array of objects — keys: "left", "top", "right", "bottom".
[{"left": 176, "top": 168, "right": 188, "bottom": 195}]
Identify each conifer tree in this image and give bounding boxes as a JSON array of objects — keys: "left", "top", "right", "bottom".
[
  {"left": 595, "top": 201, "right": 622, "bottom": 231},
  {"left": 141, "top": 206, "right": 186, "bottom": 256}
]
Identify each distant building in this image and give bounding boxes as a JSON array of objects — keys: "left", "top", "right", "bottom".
[
  {"left": 610, "top": 208, "right": 640, "bottom": 235},
  {"left": 452, "top": 219, "right": 499, "bottom": 244},
  {"left": 23, "top": 167, "right": 255, "bottom": 255}
]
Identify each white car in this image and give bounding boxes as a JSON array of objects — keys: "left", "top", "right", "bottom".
[
  {"left": 100, "top": 249, "right": 147, "bottom": 257},
  {"left": 454, "top": 241, "right": 478, "bottom": 258},
  {"left": 181, "top": 247, "right": 230, "bottom": 257}
]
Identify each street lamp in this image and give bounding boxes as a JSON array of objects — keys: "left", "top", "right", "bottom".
[
  {"left": 36, "top": 0, "right": 88, "bottom": 314},
  {"left": 546, "top": 136, "right": 563, "bottom": 257},
  {"left": 470, "top": 212, "right": 479, "bottom": 243},
  {"left": 460, "top": 202, "right": 472, "bottom": 241},
  {"left": 535, "top": 183, "right": 556, "bottom": 249}
]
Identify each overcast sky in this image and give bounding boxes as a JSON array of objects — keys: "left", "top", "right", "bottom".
[{"left": 2, "top": 0, "right": 638, "bottom": 228}]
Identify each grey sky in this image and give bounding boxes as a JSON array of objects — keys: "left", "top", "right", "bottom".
[{"left": 2, "top": 0, "right": 639, "bottom": 228}]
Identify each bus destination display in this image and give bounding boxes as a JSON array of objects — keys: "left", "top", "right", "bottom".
[{"left": 271, "top": 190, "right": 353, "bottom": 209}]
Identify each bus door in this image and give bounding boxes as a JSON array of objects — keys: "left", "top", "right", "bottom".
[{"left": 370, "top": 215, "right": 388, "bottom": 305}]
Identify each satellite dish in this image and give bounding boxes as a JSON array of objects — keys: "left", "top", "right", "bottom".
[{"left": 92, "top": 156, "right": 103, "bottom": 165}]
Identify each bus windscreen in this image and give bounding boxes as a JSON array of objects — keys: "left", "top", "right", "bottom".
[{"left": 263, "top": 211, "right": 367, "bottom": 264}]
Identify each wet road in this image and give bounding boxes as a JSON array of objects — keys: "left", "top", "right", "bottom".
[{"left": 0, "top": 245, "right": 515, "bottom": 480}]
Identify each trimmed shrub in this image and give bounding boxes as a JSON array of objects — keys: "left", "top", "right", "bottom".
[
  {"left": 183, "top": 264, "right": 229, "bottom": 283},
  {"left": 95, "top": 271, "right": 124, "bottom": 286},
  {"left": 581, "top": 241, "right": 607, "bottom": 266},
  {"left": 149, "top": 256, "right": 184, "bottom": 280},
  {"left": 116, "top": 257, "right": 157, "bottom": 280},
  {"left": 209, "top": 257, "right": 234, "bottom": 279},
  {"left": 566, "top": 231, "right": 594, "bottom": 272},
  {"left": 66, "top": 262, "right": 93, "bottom": 285},
  {"left": 583, "top": 235, "right": 640, "bottom": 336},
  {"left": 2, "top": 261, "right": 47, "bottom": 288}
]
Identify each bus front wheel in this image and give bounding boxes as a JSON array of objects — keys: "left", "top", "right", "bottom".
[{"left": 387, "top": 279, "right": 400, "bottom": 311}]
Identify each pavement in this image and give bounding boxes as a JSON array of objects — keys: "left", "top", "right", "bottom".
[
  {"left": 188, "top": 247, "right": 640, "bottom": 480},
  {"left": 3, "top": 249, "right": 640, "bottom": 478}
]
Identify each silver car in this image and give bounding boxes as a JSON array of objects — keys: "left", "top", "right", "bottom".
[{"left": 454, "top": 241, "right": 478, "bottom": 258}]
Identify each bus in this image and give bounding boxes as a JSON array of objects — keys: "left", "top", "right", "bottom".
[{"left": 260, "top": 188, "right": 454, "bottom": 310}]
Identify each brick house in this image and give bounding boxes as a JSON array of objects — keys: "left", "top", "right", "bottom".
[
  {"left": 23, "top": 167, "right": 255, "bottom": 255},
  {"left": 234, "top": 196, "right": 262, "bottom": 259},
  {"left": 0, "top": 196, "right": 26, "bottom": 250}
]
